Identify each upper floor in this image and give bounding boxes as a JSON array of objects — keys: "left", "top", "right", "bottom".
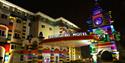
[{"left": 0, "top": 0, "right": 80, "bottom": 40}]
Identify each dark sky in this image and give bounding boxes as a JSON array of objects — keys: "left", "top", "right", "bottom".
[{"left": 6, "top": 0, "right": 125, "bottom": 32}]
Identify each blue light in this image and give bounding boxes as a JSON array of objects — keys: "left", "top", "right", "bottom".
[
  {"left": 111, "top": 25, "right": 115, "bottom": 32},
  {"left": 5, "top": 55, "right": 9, "bottom": 62},
  {"left": 94, "top": 17, "right": 103, "bottom": 26}
]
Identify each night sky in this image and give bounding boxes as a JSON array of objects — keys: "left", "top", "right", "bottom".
[{"left": 6, "top": 0, "right": 125, "bottom": 32}]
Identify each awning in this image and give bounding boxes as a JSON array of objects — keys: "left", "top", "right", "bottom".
[{"left": 40, "top": 35, "right": 99, "bottom": 47}]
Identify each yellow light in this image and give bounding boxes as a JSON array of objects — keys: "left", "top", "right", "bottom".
[{"left": 0, "top": 46, "right": 5, "bottom": 63}]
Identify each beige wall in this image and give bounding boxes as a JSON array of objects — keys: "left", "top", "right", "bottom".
[
  {"left": 53, "top": 26, "right": 61, "bottom": 35},
  {"left": 38, "top": 21, "right": 54, "bottom": 39},
  {"left": 38, "top": 21, "right": 78, "bottom": 39}
]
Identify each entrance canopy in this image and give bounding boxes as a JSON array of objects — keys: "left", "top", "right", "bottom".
[{"left": 40, "top": 35, "right": 99, "bottom": 47}]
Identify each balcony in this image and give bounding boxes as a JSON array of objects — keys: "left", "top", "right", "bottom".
[{"left": 0, "top": 36, "right": 7, "bottom": 42}]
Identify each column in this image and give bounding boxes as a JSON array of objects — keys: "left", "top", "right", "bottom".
[
  {"left": 66, "top": 47, "right": 70, "bottom": 62},
  {"left": 38, "top": 45, "right": 43, "bottom": 63},
  {"left": 22, "top": 21, "right": 27, "bottom": 39},
  {"left": 59, "top": 48, "right": 63, "bottom": 63},
  {"left": 92, "top": 54, "right": 97, "bottom": 63},
  {"left": 50, "top": 47, "right": 54, "bottom": 63}
]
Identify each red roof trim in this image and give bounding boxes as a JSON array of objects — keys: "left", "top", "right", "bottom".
[{"left": 40, "top": 35, "right": 99, "bottom": 44}]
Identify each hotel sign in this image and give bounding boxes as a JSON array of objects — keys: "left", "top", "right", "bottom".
[{"left": 48, "top": 32, "right": 87, "bottom": 39}]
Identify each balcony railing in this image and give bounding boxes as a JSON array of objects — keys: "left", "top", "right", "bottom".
[{"left": 10, "top": 11, "right": 27, "bottom": 21}]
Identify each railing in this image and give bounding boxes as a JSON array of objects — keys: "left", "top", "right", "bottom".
[{"left": 48, "top": 32, "right": 87, "bottom": 39}]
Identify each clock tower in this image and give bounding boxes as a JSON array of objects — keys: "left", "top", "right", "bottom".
[{"left": 92, "top": 0, "right": 111, "bottom": 27}]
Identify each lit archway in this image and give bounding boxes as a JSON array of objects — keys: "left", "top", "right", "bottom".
[{"left": 0, "top": 46, "right": 5, "bottom": 62}]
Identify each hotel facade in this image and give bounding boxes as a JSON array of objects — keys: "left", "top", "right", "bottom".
[
  {"left": 0, "top": 0, "right": 83, "bottom": 63},
  {"left": 0, "top": 0, "right": 120, "bottom": 63}
]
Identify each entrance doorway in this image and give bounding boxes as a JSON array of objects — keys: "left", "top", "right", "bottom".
[
  {"left": 101, "top": 51, "right": 113, "bottom": 62},
  {"left": 54, "top": 54, "right": 59, "bottom": 63}
]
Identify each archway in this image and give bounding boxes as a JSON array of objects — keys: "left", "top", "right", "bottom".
[
  {"left": 0, "top": 46, "right": 5, "bottom": 63},
  {"left": 101, "top": 51, "right": 113, "bottom": 62}
]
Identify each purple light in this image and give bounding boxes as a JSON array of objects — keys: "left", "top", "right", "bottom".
[
  {"left": 111, "top": 44, "right": 116, "bottom": 50},
  {"left": 94, "top": 17, "right": 103, "bottom": 25},
  {"left": 93, "top": 10, "right": 101, "bottom": 15},
  {"left": 94, "top": 0, "right": 98, "bottom": 2}
]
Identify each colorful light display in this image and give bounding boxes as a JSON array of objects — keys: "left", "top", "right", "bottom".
[
  {"left": 86, "top": 0, "right": 120, "bottom": 62},
  {"left": 94, "top": 17, "right": 103, "bottom": 26}
]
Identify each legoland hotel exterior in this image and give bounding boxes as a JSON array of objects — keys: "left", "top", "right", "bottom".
[{"left": 0, "top": 0, "right": 120, "bottom": 63}]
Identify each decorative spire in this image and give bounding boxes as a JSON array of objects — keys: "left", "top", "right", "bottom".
[
  {"left": 94, "top": 0, "right": 99, "bottom": 5},
  {"left": 94, "top": 0, "right": 98, "bottom": 2}
]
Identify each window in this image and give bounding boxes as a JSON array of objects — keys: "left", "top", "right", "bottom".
[
  {"left": 22, "top": 30, "right": 26, "bottom": 32},
  {"left": 28, "top": 23, "right": 31, "bottom": 26},
  {"left": 14, "top": 33, "right": 20, "bottom": 39},
  {"left": 11, "top": 45, "right": 15, "bottom": 49},
  {"left": 0, "top": 30, "right": 5, "bottom": 36},
  {"left": 16, "top": 19, "right": 21, "bottom": 23},
  {"left": 2, "top": 31, "right": 4, "bottom": 36},
  {"left": 7, "top": 34, "right": 11, "bottom": 40},
  {"left": 22, "top": 33, "right": 25, "bottom": 35},
  {"left": 1, "top": 14, "right": 7, "bottom": 19},
  {"left": 22, "top": 36, "right": 25, "bottom": 39},
  {"left": 41, "top": 25, "right": 45, "bottom": 28},
  {"left": 23, "top": 26, "right": 26, "bottom": 28},
  {"left": 49, "top": 28, "right": 52, "bottom": 30},
  {"left": 8, "top": 30, "right": 12, "bottom": 32},
  {"left": 20, "top": 55, "right": 24, "bottom": 61},
  {"left": 9, "top": 22, "right": 13, "bottom": 26}
]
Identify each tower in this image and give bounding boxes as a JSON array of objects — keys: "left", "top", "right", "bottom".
[{"left": 87, "top": 0, "right": 120, "bottom": 62}]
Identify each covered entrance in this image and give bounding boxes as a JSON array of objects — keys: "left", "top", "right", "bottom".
[
  {"left": 39, "top": 35, "right": 99, "bottom": 62},
  {"left": 101, "top": 51, "right": 113, "bottom": 61}
]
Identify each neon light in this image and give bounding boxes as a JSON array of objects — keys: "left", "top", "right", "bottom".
[
  {"left": 4, "top": 44, "right": 10, "bottom": 52},
  {"left": 5, "top": 55, "right": 9, "bottom": 62}
]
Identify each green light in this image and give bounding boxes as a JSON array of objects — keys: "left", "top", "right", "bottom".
[
  {"left": 89, "top": 44, "right": 96, "bottom": 54},
  {"left": 115, "top": 32, "right": 120, "bottom": 41}
]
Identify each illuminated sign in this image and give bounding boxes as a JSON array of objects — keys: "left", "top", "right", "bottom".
[{"left": 48, "top": 32, "right": 87, "bottom": 39}]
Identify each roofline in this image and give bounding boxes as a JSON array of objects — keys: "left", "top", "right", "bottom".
[
  {"left": 35, "top": 12, "right": 55, "bottom": 21},
  {"left": 56, "top": 17, "right": 80, "bottom": 29},
  {"left": 1, "top": 0, "right": 80, "bottom": 29},
  {"left": 0, "top": 0, "right": 34, "bottom": 15}
]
